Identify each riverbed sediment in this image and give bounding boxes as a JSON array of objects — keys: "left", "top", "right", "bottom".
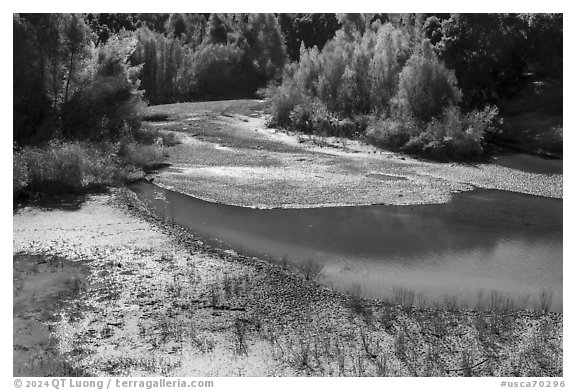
[
  {"left": 13, "top": 188, "right": 562, "bottom": 376},
  {"left": 13, "top": 100, "right": 563, "bottom": 377},
  {"left": 144, "top": 100, "right": 562, "bottom": 209}
]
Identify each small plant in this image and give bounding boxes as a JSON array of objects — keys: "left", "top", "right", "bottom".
[
  {"left": 355, "top": 353, "right": 365, "bottom": 376},
  {"left": 13, "top": 149, "right": 29, "bottom": 194},
  {"left": 280, "top": 255, "right": 289, "bottom": 269},
  {"left": 223, "top": 273, "right": 233, "bottom": 299},
  {"left": 118, "top": 140, "right": 169, "bottom": 171},
  {"left": 392, "top": 287, "right": 415, "bottom": 309},
  {"left": 234, "top": 318, "right": 248, "bottom": 356},
  {"left": 461, "top": 349, "right": 474, "bottom": 376},
  {"left": 300, "top": 258, "right": 323, "bottom": 281},
  {"left": 294, "top": 337, "right": 311, "bottom": 369},
  {"left": 429, "top": 311, "right": 448, "bottom": 338},
  {"left": 476, "top": 290, "right": 486, "bottom": 311},
  {"left": 348, "top": 283, "right": 365, "bottom": 316},
  {"left": 489, "top": 291, "right": 516, "bottom": 313},
  {"left": 394, "top": 328, "right": 407, "bottom": 360},
  {"left": 375, "top": 355, "right": 388, "bottom": 376},
  {"left": 158, "top": 252, "right": 174, "bottom": 262},
  {"left": 379, "top": 305, "right": 397, "bottom": 331},
  {"left": 443, "top": 295, "right": 459, "bottom": 312},
  {"left": 416, "top": 292, "right": 428, "bottom": 308},
  {"left": 335, "top": 341, "right": 346, "bottom": 376},
  {"left": 210, "top": 284, "right": 220, "bottom": 307},
  {"left": 538, "top": 289, "right": 553, "bottom": 312}
]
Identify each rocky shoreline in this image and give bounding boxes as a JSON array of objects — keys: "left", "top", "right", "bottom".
[{"left": 13, "top": 188, "right": 563, "bottom": 376}]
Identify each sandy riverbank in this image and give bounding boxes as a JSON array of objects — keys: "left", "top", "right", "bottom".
[
  {"left": 13, "top": 189, "right": 562, "bottom": 376},
  {"left": 143, "top": 100, "right": 561, "bottom": 209}
]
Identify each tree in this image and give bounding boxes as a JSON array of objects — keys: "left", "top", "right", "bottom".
[
  {"left": 60, "top": 33, "right": 144, "bottom": 139},
  {"left": 241, "top": 13, "right": 286, "bottom": 81},
  {"left": 206, "top": 14, "right": 229, "bottom": 44},
  {"left": 422, "top": 16, "right": 443, "bottom": 45},
  {"left": 396, "top": 40, "right": 462, "bottom": 122},
  {"left": 62, "top": 14, "right": 95, "bottom": 105},
  {"left": 278, "top": 14, "right": 340, "bottom": 61},
  {"left": 368, "top": 24, "right": 412, "bottom": 114},
  {"left": 165, "top": 13, "right": 207, "bottom": 49},
  {"left": 437, "top": 13, "right": 541, "bottom": 108},
  {"left": 336, "top": 13, "right": 368, "bottom": 36},
  {"left": 14, "top": 14, "right": 94, "bottom": 143}
]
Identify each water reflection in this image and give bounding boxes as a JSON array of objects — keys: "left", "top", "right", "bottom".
[{"left": 132, "top": 182, "right": 562, "bottom": 311}]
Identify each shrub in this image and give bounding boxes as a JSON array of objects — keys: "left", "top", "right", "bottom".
[
  {"left": 118, "top": 139, "right": 168, "bottom": 171},
  {"left": 366, "top": 105, "right": 499, "bottom": 160},
  {"left": 267, "top": 77, "right": 307, "bottom": 127},
  {"left": 365, "top": 111, "right": 419, "bottom": 150},
  {"left": 396, "top": 40, "right": 462, "bottom": 123},
  {"left": 17, "top": 142, "right": 122, "bottom": 194},
  {"left": 267, "top": 45, "right": 322, "bottom": 127},
  {"left": 133, "top": 127, "right": 180, "bottom": 147},
  {"left": 13, "top": 150, "right": 29, "bottom": 194},
  {"left": 289, "top": 100, "right": 334, "bottom": 135}
]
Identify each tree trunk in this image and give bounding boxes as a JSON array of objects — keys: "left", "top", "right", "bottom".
[{"left": 64, "top": 49, "right": 76, "bottom": 105}]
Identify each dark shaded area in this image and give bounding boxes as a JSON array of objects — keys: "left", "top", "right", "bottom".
[
  {"left": 278, "top": 14, "right": 341, "bottom": 61},
  {"left": 13, "top": 191, "right": 106, "bottom": 213},
  {"left": 13, "top": 13, "right": 143, "bottom": 146},
  {"left": 437, "top": 14, "right": 562, "bottom": 111}
]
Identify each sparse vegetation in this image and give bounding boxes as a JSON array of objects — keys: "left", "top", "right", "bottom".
[
  {"left": 13, "top": 138, "right": 169, "bottom": 198},
  {"left": 13, "top": 141, "right": 123, "bottom": 195},
  {"left": 299, "top": 258, "right": 324, "bottom": 281}
]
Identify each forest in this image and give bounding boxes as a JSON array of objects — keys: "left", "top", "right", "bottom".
[{"left": 13, "top": 13, "right": 562, "bottom": 195}]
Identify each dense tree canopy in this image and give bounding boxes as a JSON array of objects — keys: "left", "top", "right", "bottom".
[{"left": 14, "top": 13, "right": 562, "bottom": 150}]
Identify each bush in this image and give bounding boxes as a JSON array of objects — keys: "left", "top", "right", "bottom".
[
  {"left": 366, "top": 118, "right": 413, "bottom": 150},
  {"left": 289, "top": 100, "right": 333, "bottom": 134},
  {"left": 16, "top": 142, "right": 123, "bottom": 195},
  {"left": 13, "top": 150, "right": 29, "bottom": 194},
  {"left": 396, "top": 40, "right": 462, "bottom": 123},
  {"left": 366, "top": 105, "right": 499, "bottom": 161},
  {"left": 133, "top": 127, "right": 180, "bottom": 147},
  {"left": 118, "top": 139, "right": 168, "bottom": 171},
  {"left": 266, "top": 80, "right": 306, "bottom": 127}
]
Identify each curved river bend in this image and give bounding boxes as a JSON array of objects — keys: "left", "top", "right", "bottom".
[{"left": 132, "top": 179, "right": 562, "bottom": 312}]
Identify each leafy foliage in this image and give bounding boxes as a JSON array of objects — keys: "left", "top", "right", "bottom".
[
  {"left": 436, "top": 13, "right": 562, "bottom": 110},
  {"left": 14, "top": 14, "right": 145, "bottom": 144},
  {"left": 13, "top": 12, "right": 562, "bottom": 163},
  {"left": 13, "top": 142, "right": 123, "bottom": 195},
  {"left": 278, "top": 14, "right": 340, "bottom": 61},
  {"left": 267, "top": 19, "right": 507, "bottom": 160},
  {"left": 130, "top": 13, "right": 286, "bottom": 104},
  {"left": 396, "top": 40, "right": 461, "bottom": 122},
  {"left": 61, "top": 34, "right": 145, "bottom": 140}
]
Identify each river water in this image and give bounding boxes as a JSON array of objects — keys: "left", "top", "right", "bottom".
[{"left": 132, "top": 160, "right": 562, "bottom": 312}]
